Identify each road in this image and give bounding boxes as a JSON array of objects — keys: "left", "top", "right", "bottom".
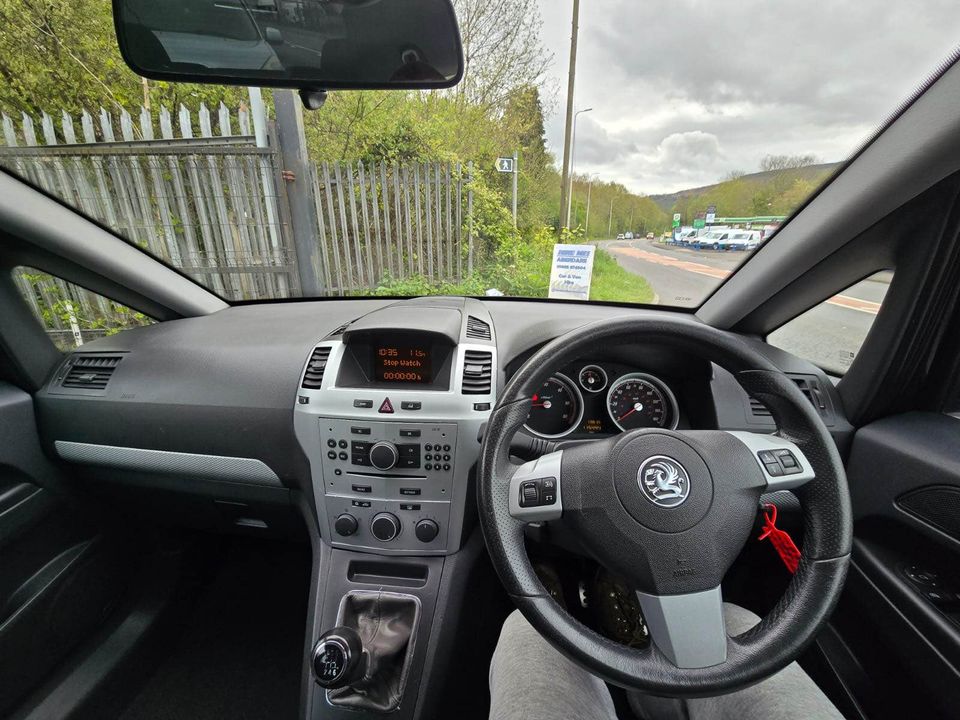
[{"left": 600, "top": 238, "right": 886, "bottom": 373}]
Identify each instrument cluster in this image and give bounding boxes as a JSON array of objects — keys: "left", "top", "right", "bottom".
[{"left": 524, "top": 361, "right": 681, "bottom": 439}]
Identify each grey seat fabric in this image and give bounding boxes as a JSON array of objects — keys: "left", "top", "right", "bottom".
[{"left": 488, "top": 604, "right": 844, "bottom": 720}]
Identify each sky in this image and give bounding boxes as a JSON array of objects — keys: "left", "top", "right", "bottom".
[{"left": 535, "top": 0, "right": 960, "bottom": 195}]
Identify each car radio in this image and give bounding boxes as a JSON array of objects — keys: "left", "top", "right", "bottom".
[{"left": 317, "top": 418, "right": 459, "bottom": 553}]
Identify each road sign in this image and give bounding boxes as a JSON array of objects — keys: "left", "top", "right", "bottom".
[
  {"left": 496, "top": 157, "right": 515, "bottom": 173},
  {"left": 548, "top": 244, "right": 596, "bottom": 301},
  {"left": 693, "top": 218, "right": 706, "bottom": 229},
  {"left": 672, "top": 213, "right": 681, "bottom": 229},
  {"left": 705, "top": 205, "right": 716, "bottom": 224}
]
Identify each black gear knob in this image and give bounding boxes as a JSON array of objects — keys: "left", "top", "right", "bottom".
[{"left": 312, "top": 626, "right": 365, "bottom": 689}]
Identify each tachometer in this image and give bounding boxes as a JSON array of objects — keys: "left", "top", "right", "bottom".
[
  {"left": 524, "top": 374, "right": 584, "bottom": 438},
  {"left": 606, "top": 373, "right": 679, "bottom": 431}
]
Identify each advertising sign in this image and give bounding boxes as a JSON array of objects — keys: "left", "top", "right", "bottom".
[{"left": 548, "top": 244, "right": 596, "bottom": 301}]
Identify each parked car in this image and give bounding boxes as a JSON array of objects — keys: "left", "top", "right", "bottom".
[
  {"left": 717, "top": 231, "right": 761, "bottom": 251},
  {"left": 700, "top": 230, "right": 730, "bottom": 249},
  {"left": 624, "top": 231, "right": 634, "bottom": 239},
  {"left": 646, "top": 232, "right": 655, "bottom": 239},
  {"left": 616, "top": 233, "right": 625, "bottom": 240}
]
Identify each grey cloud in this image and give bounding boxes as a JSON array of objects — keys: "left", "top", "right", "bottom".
[{"left": 537, "top": 0, "right": 960, "bottom": 192}]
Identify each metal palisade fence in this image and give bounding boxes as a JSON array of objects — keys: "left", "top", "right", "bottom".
[{"left": 1, "top": 100, "right": 475, "bottom": 344}]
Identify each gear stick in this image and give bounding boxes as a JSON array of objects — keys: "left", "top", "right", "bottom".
[
  {"left": 312, "top": 626, "right": 366, "bottom": 689},
  {"left": 311, "top": 591, "right": 420, "bottom": 713}
]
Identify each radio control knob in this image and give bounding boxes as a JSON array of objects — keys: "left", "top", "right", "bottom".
[
  {"left": 415, "top": 518, "right": 439, "bottom": 543},
  {"left": 369, "top": 441, "right": 399, "bottom": 471},
  {"left": 371, "top": 512, "right": 401, "bottom": 541},
  {"left": 334, "top": 514, "right": 358, "bottom": 537}
]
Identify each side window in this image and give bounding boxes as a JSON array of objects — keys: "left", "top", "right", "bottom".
[
  {"left": 13, "top": 267, "right": 154, "bottom": 351},
  {"left": 768, "top": 271, "right": 892, "bottom": 375}
]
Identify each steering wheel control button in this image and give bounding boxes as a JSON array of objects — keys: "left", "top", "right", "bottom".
[
  {"left": 508, "top": 451, "right": 564, "bottom": 522},
  {"left": 520, "top": 481, "right": 540, "bottom": 507},
  {"left": 726, "top": 432, "right": 817, "bottom": 491},
  {"left": 369, "top": 441, "right": 399, "bottom": 470},
  {"left": 415, "top": 518, "right": 440, "bottom": 543},
  {"left": 371, "top": 512, "right": 401, "bottom": 541},
  {"left": 637, "top": 456, "right": 691, "bottom": 508},
  {"left": 334, "top": 514, "right": 359, "bottom": 536}
]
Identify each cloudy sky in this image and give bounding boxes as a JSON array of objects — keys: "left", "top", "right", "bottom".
[{"left": 534, "top": 0, "right": 960, "bottom": 194}]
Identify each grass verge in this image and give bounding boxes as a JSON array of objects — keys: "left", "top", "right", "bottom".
[{"left": 589, "top": 248, "right": 655, "bottom": 304}]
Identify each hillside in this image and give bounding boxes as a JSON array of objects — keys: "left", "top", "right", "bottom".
[{"left": 649, "top": 163, "right": 840, "bottom": 218}]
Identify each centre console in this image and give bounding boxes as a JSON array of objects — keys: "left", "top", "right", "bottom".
[
  {"left": 294, "top": 299, "right": 497, "bottom": 718},
  {"left": 294, "top": 299, "right": 496, "bottom": 557}
]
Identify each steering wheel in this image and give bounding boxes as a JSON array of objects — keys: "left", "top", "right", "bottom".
[{"left": 478, "top": 316, "right": 852, "bottom": 696}]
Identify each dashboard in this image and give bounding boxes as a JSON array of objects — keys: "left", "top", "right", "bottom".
[{"left": 32, "top": 295, "right": 844, "bottom": 559}]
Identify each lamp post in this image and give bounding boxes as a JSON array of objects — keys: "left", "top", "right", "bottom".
[
  {"left": 565, "top": 107, "right": 593, "bottom": 228},
  {"left": 584, "top": 173, "right": 599, "bottom": 236}
]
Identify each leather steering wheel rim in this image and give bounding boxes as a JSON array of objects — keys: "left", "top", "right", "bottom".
[{"left": 478, "top": 315, "right": 852, "bottom": 697}]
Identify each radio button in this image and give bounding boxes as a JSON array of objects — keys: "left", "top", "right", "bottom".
[
  {"left": 327, "top": 439, "right": 337, "bottom": 448},
  {"left": 327, "top": 451, "right": 337, "bottom": 460},
  {"left": 370, "top": 442, "right": 399, "bottom": 471},
  {"left": 351, "top": 426, "right": 372, "bottom": 435},
  {"left": 399, "top": 488, "right": 421, "bottom": 496},
  {"left": 399, "top": 429, "right": 421, "bottom": 438}
]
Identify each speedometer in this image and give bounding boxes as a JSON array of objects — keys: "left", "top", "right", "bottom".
[
  {"left": 524, "top": 374, "right": 584, "bottom": 438},
  {"left": 606, "top": 373, "right": 679, "bottom": 431}
]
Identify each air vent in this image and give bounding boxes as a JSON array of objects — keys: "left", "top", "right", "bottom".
[
  {"left": 301, "top": 346, "right": 332, "bottom": 389},
  {"left": 61, "top": 355, "right": 122, "bottom": 391},
  {"left": 791, "top": 376, "right": 827, "bottom": 414},
  {"left": 461, "top": 350, "right": 493, "bottom": 395},
  {"left": 465, "top": 316, "right": 492, "bottom": 341},
  {"left": 748, "top": 375, "right": 828, "bottom": 419}
]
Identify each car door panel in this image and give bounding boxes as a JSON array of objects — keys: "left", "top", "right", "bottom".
[
  {"left": 841, "top": 412, "right": 960, "bottom": 719},
  {"left": 0, "top": 383, "right": 130, "bottom": 718}
]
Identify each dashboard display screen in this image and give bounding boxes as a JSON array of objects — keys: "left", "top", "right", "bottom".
[{"left": 373, "top": 345, "right": 432, "bottom": 383}]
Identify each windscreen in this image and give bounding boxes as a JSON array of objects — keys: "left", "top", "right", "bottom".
[{"left": 2, "top": 0, "right": 959, "bottom": 310}]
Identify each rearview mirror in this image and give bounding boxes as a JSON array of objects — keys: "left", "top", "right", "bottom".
[{"left": 113, "top": 0, "right": 464, "bottom": 91}]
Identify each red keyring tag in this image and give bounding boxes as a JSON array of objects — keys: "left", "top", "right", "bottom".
[{"left": 758, "top": 503, "right": 801, "bottom": 574}]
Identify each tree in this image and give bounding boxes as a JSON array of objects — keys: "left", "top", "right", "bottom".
[
  {"left": 0, "top": 0, "right": 244, "bottom": 118},
  {"left": 453, "top": 0, "right": 553, "bottom": 108},
  {"left": 759, "top": 154, "right": 819, "bottom": 172}
]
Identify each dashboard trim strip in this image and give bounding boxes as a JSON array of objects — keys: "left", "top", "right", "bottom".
[{"left": 53, "top": 440, "right": 283, "bottom": 486}]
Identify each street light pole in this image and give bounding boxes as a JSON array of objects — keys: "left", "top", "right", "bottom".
[
  {"left": 585, "top": 173, "right": 598, "bottom": 236},
  {"left": 558, "top": 0, "right": 581, "bottom": 233},
  {"left": 608, "top": 198, "right": 614, "bottom": 237},
  {"left": 565, "top": 107, "right": 592, "bottom": 229}
]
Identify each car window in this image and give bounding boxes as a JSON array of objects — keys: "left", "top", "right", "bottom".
[
  {"left": 2, "top": 2, "right": 959, "bottom": 309},
  {"left": 767, "top": 272, "right": 892, "bottom": 375},
  {"left": 13, "top": 267, "right": 154, "bottom": 351}
]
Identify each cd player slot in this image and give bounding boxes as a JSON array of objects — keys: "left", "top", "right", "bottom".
[{"left": 347, "top": 471, "right": 428, "bottom": 481}]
